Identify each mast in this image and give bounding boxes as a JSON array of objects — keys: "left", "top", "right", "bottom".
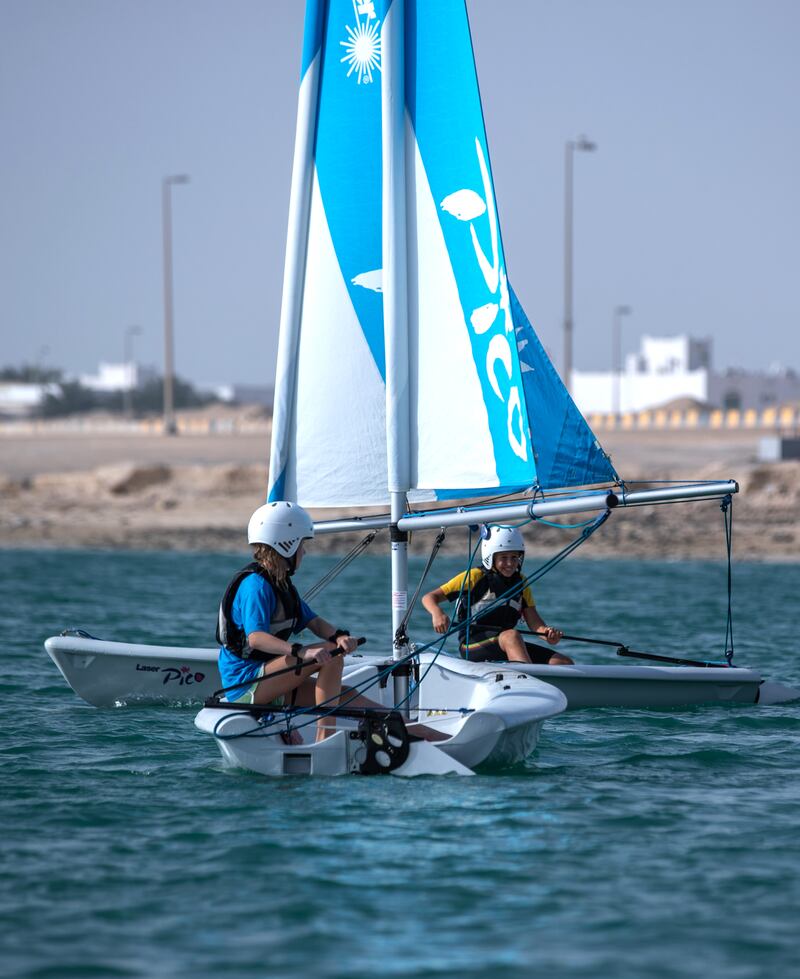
[{"left": 382, "top": 0, "right": 411, "bottom": 708}]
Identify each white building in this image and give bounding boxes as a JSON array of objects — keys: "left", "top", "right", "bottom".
[
  {"left": 571, "top": 335, "right": 799, "bottom": 414},
  {"left": 198, "top": 383, "right": 273, "bottom": 407},
  {"left": 79, "top": 362, "right": 156, "bottom": 393},
  {"left": 0, "top": 382, "right": 59, "bottom": 418}
]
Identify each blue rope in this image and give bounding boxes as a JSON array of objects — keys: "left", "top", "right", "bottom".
[
  {"left": 532, "top": 515, "right": 602, "bottom": 530},
  {"left": 440, "top": 508, "right": 613, "bottom": 660},
  {"left": 214, "top": 506, "right": 613, "bottom": 741},
  {"left": 212, "top": 654, "right": 414, "bottom": 741},
  {"left": 396, "top": 530, "right": 482, "bottom": 709}
]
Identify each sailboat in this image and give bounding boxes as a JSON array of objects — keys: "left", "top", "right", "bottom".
[{"left": 45, "top": 0, "right": 797, "bottom": 741}]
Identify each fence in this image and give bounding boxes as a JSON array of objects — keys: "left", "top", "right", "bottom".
[{"left": 588, "top": 404, "right": 800, "bottom": 433}]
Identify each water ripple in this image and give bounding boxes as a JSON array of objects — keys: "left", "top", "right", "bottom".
[{"left": 2, "top": 552, "right": 799, "bottom": 978}]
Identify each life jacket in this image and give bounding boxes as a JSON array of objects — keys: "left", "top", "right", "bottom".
[
  {"left": 216, "top": 562, "right": 302, "bottom": 661},
  {"left": 454, "top": 569, "right": 525, "bottom": 639}
]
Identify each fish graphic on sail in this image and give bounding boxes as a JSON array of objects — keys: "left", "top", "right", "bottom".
[{"left": 268, "top": 0, "right": 616, "bottom": 508}]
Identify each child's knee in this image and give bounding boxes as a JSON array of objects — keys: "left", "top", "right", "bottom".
[{"left": 325, "top": 655, "right": 344, "bottom": 675}]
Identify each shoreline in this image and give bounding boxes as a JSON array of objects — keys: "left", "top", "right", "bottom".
[{"left": 1, "top": 422, "right": 797, "bottom": 560}]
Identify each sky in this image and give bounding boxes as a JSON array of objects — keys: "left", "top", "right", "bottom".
[{"left": 1, "top": 0, "right": 798, "bottom": 388}]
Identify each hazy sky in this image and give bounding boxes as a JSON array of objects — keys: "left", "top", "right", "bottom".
[{"left": 2, "top": 0, "right": 798, "bottom": 387}]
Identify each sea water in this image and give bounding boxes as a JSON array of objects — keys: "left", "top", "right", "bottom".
[{"left": 2, "top": 548, "right": 799, "bottom": 979}]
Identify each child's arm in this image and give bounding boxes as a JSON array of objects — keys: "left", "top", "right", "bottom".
[
  {"left": 522, "top": 606, "right": 563, "bottom": 645},
  {"left": 422, "top": 587, "right": 450, "bottom": 634}
]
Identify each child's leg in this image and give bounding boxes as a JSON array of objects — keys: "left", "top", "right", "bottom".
[
  {"left": 312, "top": 656, "right": 345, "bottom": 740},
  {"left": 497, "top": 629, "right": 532, "bottom": 662}
]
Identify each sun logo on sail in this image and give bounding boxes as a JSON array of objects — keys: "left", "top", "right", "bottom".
[{"left": 340, "top": 0, "right": 382, "bottom": 84}]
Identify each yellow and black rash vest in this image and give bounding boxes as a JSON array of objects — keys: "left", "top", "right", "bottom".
[{"left": 442, "top": 568, "right": 533, "bottom": 641}]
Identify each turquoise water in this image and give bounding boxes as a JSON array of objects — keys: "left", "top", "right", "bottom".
[{"left": 3, "top": 548, "right": 799, "bottom": 978}]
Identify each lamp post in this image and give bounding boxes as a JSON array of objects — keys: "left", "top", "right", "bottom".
[
  {"left": 123, "top": 324, "right": 142, "bottom": 418},
  {"left": 37, "top": 345, "right": 50, "bottom": 379},
  {"left": 612, "top": 304, "right": 632, "bottom": 417},
  {"left": 563, "top": 135, "right": 596, "bottom": 393},
  {"left": 162, "top": 174, "right": 190, "bottom": 436}
]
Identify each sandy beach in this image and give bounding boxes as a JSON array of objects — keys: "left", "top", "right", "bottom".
[{"left": 1, "top": 412, "right": 797, "bottom": 559}]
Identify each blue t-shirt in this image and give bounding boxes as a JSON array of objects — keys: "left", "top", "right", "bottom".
[{"left": 218, "top": 573, "right": 317, "bottom": 697}]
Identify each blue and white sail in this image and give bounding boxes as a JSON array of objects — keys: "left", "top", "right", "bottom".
[
  {"left": 268, "top": 0, "right": 616, "bottom": 509},
  {"left": 511, "top": 287, "right": 617, "bottom": 490}
]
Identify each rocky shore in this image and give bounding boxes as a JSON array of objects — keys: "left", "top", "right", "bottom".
[{"left": 0, "top": 416, "right": 797, "bottom": 560}]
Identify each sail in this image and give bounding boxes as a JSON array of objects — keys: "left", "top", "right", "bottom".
[
  {"left": 268, "top": 0, "right": 615, "bottom": 508},
  {"left": 268, "top": 0, "right": 388, "bottom": 508},
  {"left": 511, "top": 286, "right": 618, "bottom": 489}
]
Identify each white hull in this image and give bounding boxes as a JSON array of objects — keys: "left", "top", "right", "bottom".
[
  {"left": 45, "top": 636, "right": 220, "bottom": 707},
  {"left": 516, "top": 662, "right": 767, "bottom": 708},
  {"left": 195, "top": 653, "right": 566, "bottom": 777},
  {"left": 44, "top": 636, "right": 798, "bottom": 710}
]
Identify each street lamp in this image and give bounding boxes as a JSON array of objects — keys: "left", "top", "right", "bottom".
[
  {"left": 123, "top": 324, "right": 142, "bottom": 418},
  {"left": 162, "top": 173, "right": 190, "bottom": 436},
  {"left": 37, "top": 345, "right": 50, "bottom": 379},
  {"left": 563, "top": 135, "right": 596, "bottom": 393},
  {"left": 612, "top": 304, "right": 632, "bottom": 417}
]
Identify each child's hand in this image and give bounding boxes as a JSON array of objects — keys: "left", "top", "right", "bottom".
[
  {"left": 432, "top": 610, "right": 450, "bottom": 634},
  {"left": 540, "top": 626, "right": 562, "bottom": 646},
  {"left": 303, "top": 643, "right": 335, "bottom": 664}
]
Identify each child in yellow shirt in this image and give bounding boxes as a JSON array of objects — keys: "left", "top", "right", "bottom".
[{"left": 422, "top": 525, "right": 573, "bottom": 665}]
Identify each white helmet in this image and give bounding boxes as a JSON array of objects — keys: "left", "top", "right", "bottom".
[
  {"left": 247, "top": 501, "right": 314, "bottom": 557},
  {"left": 481, "top": 524, "right": 525, "bottom": 571}
]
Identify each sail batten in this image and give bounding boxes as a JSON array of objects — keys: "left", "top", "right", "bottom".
[{"left": 268, "top": 0, "right": 615, "bottom": 509}]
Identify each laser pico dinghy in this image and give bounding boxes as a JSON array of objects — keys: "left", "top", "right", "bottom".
[
  {"left": 195, "top": 652, "right": 567, "bottom": 777},
  {"left": 43, "top": 0, "right": 798, "bottom": 721},
  {"left": 199, "top": 0, "right": 798, "bottom": 722},
  {"left": 44, "top": 632, "right": 797, "bottom": 710}
]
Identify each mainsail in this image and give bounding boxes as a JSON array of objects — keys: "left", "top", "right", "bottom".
[{"left": 268, "top": 0, "right": 617, "bottom": 509}]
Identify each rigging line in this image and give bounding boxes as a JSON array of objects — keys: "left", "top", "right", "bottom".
[
  {"left": 721, "top": 494, "right": 735, "bottom": 664},
  {"left": 463, "top": 523, "right": 478, "bottom": 655},
  {"left": 615, "top": 495, "right": 733, "bottom": 510},
  {"left": 215, "top": 557, "right": 478, "bottom": 735},
  {"left": 213, "top": 699, "right": 475, "bottom": 742},
  {"left": 220, "top": 513, "right": 606, "bottom": 734},
  {"left": 621, "top": 478, "right": 723, "bottom": 486},
  {"left": 226, "top": 645, "right": 446, "bottom": 740},
  {"left": 402, "top": 482, "right": 625, "bottom": 522},
  {"left": 215, "top": 665, "right": 401, "bottom": 740},
  {"left": 398, "top": 530, "right": 482, "bottom": 702},
  {"left": 260, "top": 636, "right": 447, "bottom": 736},
  {"left": 303, "top": 531, "right": 381, "bottom": 603},
  {"left": 405, "top": 508, "right": 604, "bottom": 659},
  {"left": 399, "top": 530, "right": 480, "bottom": 702},
  {"left": 450, "top": 509, "right": 612, "bottom": 644},
  {"left": 404, "top": 487, "right": 535, "bottom": 517},
  {"left": 393, "top": 637, "right": 446, "bottom": 711},
  {"left": 304, "top": 628, "right": 456, "bottom": 718},
  {"left": 394, "top": 527, "right": 447, "bottom": 644},
  {"left": 531, "top": 515, "right": 599, "bottom": 530}
]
